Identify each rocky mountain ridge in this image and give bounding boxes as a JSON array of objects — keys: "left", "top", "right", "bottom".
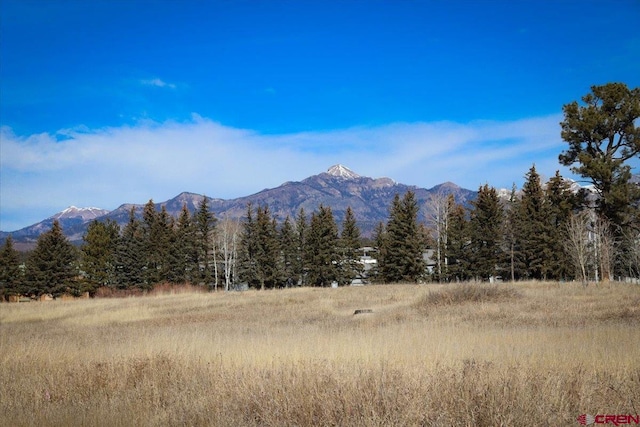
[{"left": 4, "top": 165, "right": 609, "bottom": 248}]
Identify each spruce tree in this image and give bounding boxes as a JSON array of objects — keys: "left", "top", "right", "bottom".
[
  {"left": 501, "top": 184, "right": 525, "bottom": 281},
  {"left": 194, "top": 197, "right": 216, "bottom": 287},
  {"left": 446, "top": 198, "right": 470, "bottom": 281},
  {"left": 294, "top": 208, "right": 308, "bottom": 286},
  {"left": 171, "top": 204, "right": 198, "bottom": 284},
  {"left": 254, "top": 205, "right": 280, "bottom": 289},
  {"left": 306, "top": 205, "right": 339, "bottom": 286},
  {"left": 381, "top": 191, "right": 425, "bottom": 283},
  {"left": 380, "top": 194, "right": 404, "bottom": 282},
  {"left": 114, "top": 208, "right": 147, "bottom": 289},
  {"left": 81, "top": 219, "right": 119, "bottom": 291},
  {"left": 25, "top": 220, "right": 78, "bottom": 297},
  {"left": 279, "top": 216, "right": 297, "bottom": 287},
  {"left": 468, "top": 184, "right": 504, "bottom": 281},
  {"left": 238, "top": 203, "right": 259, "bottom": 288},
  {"left": 545, "top": 171, "right": 580, "bottom": 280},
  {"left": 141, "top": 201, "right": 174, "bottom": 285},
  {"left": 518, "top": 165, "right": 551, "bottom": 280},
  {"left": 0, "top": 235, "right": 23, "bottom": 299},
  {"left": 339, "top": 206, "right": 363, "bottom": 285}
]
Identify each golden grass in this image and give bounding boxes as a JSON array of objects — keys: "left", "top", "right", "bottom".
[{"left": 1, "top": 281, "right": 639, "bottom": 426}]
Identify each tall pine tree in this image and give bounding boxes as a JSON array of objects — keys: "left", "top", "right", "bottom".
[
  {"left": 238, "top": 203, "right": 259, "bottom": 288},
  {"left": 0, "top": 235, "right": 23, "bottom": 299},
  {"left": 171, "top": 204, "right": 198, "bottom": 284},
  {"left": 545, "top": 171, "right": 580, "bottom": 280},
  {"left": 254, "top": 205, "right": 280, "bottom": 289},
  {"left": 306, "top": 205, "right": 339, "bottom": 286},
  {"left": 114, "top": 208, "right": 147, "bottom": 289},
  {"left": 339, "top": 206, "right": 363, "bottom": 285},
  {"left": 380, "top": 191, "right": 425, "bottom": 283},
  {"left": 25, "top": 220, "right": 78, "bottom": 297},
  {"left": 446, "top": 198, "right": 470, "bottom": 281},
  {"left": 279, "top": 216, "right": 297, "bottom": 287},
  {"left": 81, "top": 219, "right": 120, "bottom": 291},
  {"left": 294, "top": 208, "right": 308, "bottom": 286},
  {"left": 194, "top": 197, "right": 216, "bottom": 288},
  {"left": 517, "top": 165, "right": 551, "bottom": 280},
  {"left": 468, "top": 184, "right": 503, "bottom": 281}
]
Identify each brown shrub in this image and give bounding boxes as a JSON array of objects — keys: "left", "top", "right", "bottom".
[{"left": 416, "top": 283, "right": 521, "bottom": 310}]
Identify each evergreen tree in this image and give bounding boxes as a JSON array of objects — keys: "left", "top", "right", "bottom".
[
  {"left": 114, "top": 208, "right": 147, "bottom": 289},
  {"left": 238, "top": 203, "right": 259, "bottom": 288},
  {"left": 501, "top": 184, "right": 525, "bottom": 281},
  {"left": 517, "top": 165, "right": 551, "bottom": 280},
  {"left": 380, "top": 191, "right": 425, "bottom": 283},
  {"left": 194, "top": 197, "right": 217, "bottom": 287},
  {"left": 0, "top": 235, "right": 23, "bottom": 299},
  {"left": 446, "top": 198, "right": 470, "bottom": 281},
  {"left": 559, "top": 83, "right": 640, "bottom": 236},
  {"left": 81, "top": 219, "right": 119, "bottom": 291},
  {"left": 171, "top": 204, "right": 198, "bottom": 284},
  {"left": 279, "top": 216, "right": 297, "bottom": 287},
  {"left": 141, "top": 201, "right": 174, "bottom": 285},
  {"left": 294, "top": 208, "right": 308, "bottom": 286},
  {"left": 468, "top": 184, "right": 504, "bottom": 280},
  {"left": 339, "top": 206, "right": 363, "bottom": 285},
  {"left": 254, "top": 205, "right": 280, "bottom": 289},
  {"left": 306, "top": 205, "right": 339, "bottom": 286},
  {"left": 25, "top": 220, "right": 78, "bottom": 297},
  {"left": 545, "top": 171, "right": 580, "bottom": 280}
]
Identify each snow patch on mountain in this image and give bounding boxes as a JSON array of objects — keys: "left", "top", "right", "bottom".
[
  {"left": 51, "top": 206, "right": 110, "bottom": 221},
  {"left": 326, "top": 164, "right": 361, "bottom": 179}
]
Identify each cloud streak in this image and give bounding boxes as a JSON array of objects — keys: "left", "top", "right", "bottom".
[
  {"left": 1, "top": 114, "right": 573, "bottom": 231},
  {"left": 140, "top": 78, "right": 176, "bottom": 89}
]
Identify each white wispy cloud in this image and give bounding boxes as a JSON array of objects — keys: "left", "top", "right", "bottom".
[
  {"left": 140, "top": 78, "right": 176, "bottom": 89},
  {"left": 0, "top": 114, "right": 574, "bottom": 231}
]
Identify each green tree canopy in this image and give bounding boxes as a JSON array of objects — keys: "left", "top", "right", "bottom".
[
  {"left": 380, "top": 191, "right": 425, "bottom": 283},
  {"left": 517, "top": 165, "right": 552, "bottom": 280},
  {"left": 114, "top": 208, "right": 147, "bottom": 289},
  {"left": 559, "top": 82, "right": 640, "bottom": 232},
  {"left": 306, "top": 205, "right": 339, "bottom": 287},
  {"left": 0, "top": 235, "right": 23, "bottom": 298},
  {"left": 194, "top": 197, "right": 217, "bottom": 287},
  {"left": 81, "top": 219, "right": 120, "bottom": 290},
  {"left": 25, "top": 220, "right": 78, "bottom": 297},
  {"left": 339, "top": 206, "right": 363, "bottom": 284},
  {"left": 468, "top": 184, "right": 503, "bottom": 281}
]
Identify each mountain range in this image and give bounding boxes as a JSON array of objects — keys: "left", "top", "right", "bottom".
[{"left": 1, "top": 165, "right": 476, "bottom": 250}]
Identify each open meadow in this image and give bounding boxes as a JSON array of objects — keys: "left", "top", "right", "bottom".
[{"left": 1, "top": 281, "right": 639, "bottom": 426}]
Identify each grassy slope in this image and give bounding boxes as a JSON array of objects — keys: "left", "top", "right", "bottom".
[{"left": 1, "top": 282, "right": 639, "bottom": 426}]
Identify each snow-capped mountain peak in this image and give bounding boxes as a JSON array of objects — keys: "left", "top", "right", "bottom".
[
  {"left": 52, "top": 206, "right": 110, "bottom": 221},
  {"left": 326, "top": 164, "right": 361, "bottom": 179}
]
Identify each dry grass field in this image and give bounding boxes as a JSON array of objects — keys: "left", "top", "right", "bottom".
[{"left": 1, "top": 281, "right": 639, "bottom": 426}]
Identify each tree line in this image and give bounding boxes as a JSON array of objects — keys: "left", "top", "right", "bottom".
[{"left": 0, "top": 82, "right": 639, "bottom": 298}]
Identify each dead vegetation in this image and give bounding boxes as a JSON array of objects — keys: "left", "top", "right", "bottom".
[
  {"left": 416, "top": 282, "right": 522, "bottom": 308},
  {"left": 1, "top": 281, "right": 639, "bottom": 426}
]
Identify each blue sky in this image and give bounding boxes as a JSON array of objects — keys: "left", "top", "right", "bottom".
[{"left": 1, "top": 0, "right": 639, "bottom": 231}]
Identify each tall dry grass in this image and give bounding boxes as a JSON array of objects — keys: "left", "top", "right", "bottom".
[{"left": 1, "top": 281, "right": 639, "bottom": 426}]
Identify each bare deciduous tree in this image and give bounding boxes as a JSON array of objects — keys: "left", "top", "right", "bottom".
[
  {"left": 218, "top": 217, "right": 240, "bottom": 291},
  {"left": 565, "top": 210, "right": 616, "bottom": 285},
  {"left": 592, "top": 215, "right": 615, "bottom": 282},
  {"left": 424, "top": 192, "right": 451, "bottom": 282},
  {"left": 564, "top": 211, "right": 591, "bottom": 286}
]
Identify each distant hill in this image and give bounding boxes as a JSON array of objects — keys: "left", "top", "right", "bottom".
[{"left": 1, "top": 164, "right": 476, "bottom": 249}]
